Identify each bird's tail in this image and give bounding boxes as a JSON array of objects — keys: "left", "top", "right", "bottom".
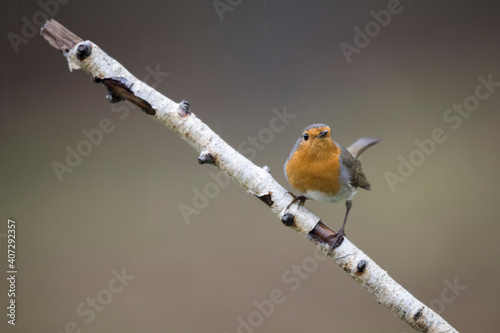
[{"left": 347, "top": 137, "right": 380, "bottom": 158}]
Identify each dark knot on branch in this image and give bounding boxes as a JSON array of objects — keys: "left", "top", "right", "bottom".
[
  {"left": 76, "top": 41, "right": 92, "bottom": 60},
  {"left": 179, "top": 100, "right": 191, "bottom": 117},
  {"left": 198, "top": 151, "right": 215, "bottom": 165}
]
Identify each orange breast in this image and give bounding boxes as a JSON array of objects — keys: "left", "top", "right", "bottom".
[{"left": 286, "top": 144, "right": 342, "bottom": 196}]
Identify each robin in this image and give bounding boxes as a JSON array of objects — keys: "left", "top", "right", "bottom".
[{"left": 284, "top": 123, "right": 379, "bottom": 249}]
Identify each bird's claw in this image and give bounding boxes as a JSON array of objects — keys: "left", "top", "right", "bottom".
[
  {"left": 326, "top": 228, "right": 346, "bottom": 254},
  {"left": 285, "top": 192, "right": 306, "bottom": 211}
]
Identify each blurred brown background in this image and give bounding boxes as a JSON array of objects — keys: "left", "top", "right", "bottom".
[{"left": 1, "top": 1, "right": 499, "bottom": 332}]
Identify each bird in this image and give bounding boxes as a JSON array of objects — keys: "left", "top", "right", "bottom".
[{"left": 284, "top": 123, "right": 379, "bottom": 249}]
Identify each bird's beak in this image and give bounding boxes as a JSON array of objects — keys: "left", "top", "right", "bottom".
[{"left": 318, "top": 130, "right": 328, "bottom": 138}]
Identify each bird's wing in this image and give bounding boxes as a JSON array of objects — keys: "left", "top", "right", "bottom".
[{"left": 340, "top": 148, "right": 371, "bottom": 190}]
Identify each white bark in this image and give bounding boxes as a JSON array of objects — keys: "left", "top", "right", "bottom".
[{"left": 42, "top": 20, "right": 459, "bottom": 333}]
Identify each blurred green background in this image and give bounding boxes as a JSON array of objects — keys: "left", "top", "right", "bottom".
[{"left": 1, "top": 1, "right": 499, "bottom": 332}]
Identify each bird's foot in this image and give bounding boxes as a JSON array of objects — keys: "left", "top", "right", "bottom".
[
  {"left": 281, "top": 193, "right": 306, "bottom": 226},
  {"left": 285, "top": 192, "right": 306, "bottom": 211},
  {"left": 326, "top": 228, "right": 346, "bottom": 253}
]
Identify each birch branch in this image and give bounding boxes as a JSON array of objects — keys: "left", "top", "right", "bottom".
[{"left": 40, "top": 19, "right": 459, "bottom": 333}]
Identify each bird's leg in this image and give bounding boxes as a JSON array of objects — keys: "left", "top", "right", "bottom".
[
  {"left": 326, "top": 200, "right": 352, "bottom": 252},
  {"left": 285, "top": 192, "right": 307, "bottom": 211}
]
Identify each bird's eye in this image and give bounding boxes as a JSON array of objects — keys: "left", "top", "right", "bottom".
[{"left": 303, "top": 133, "right": 309, "bottom": 141}]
